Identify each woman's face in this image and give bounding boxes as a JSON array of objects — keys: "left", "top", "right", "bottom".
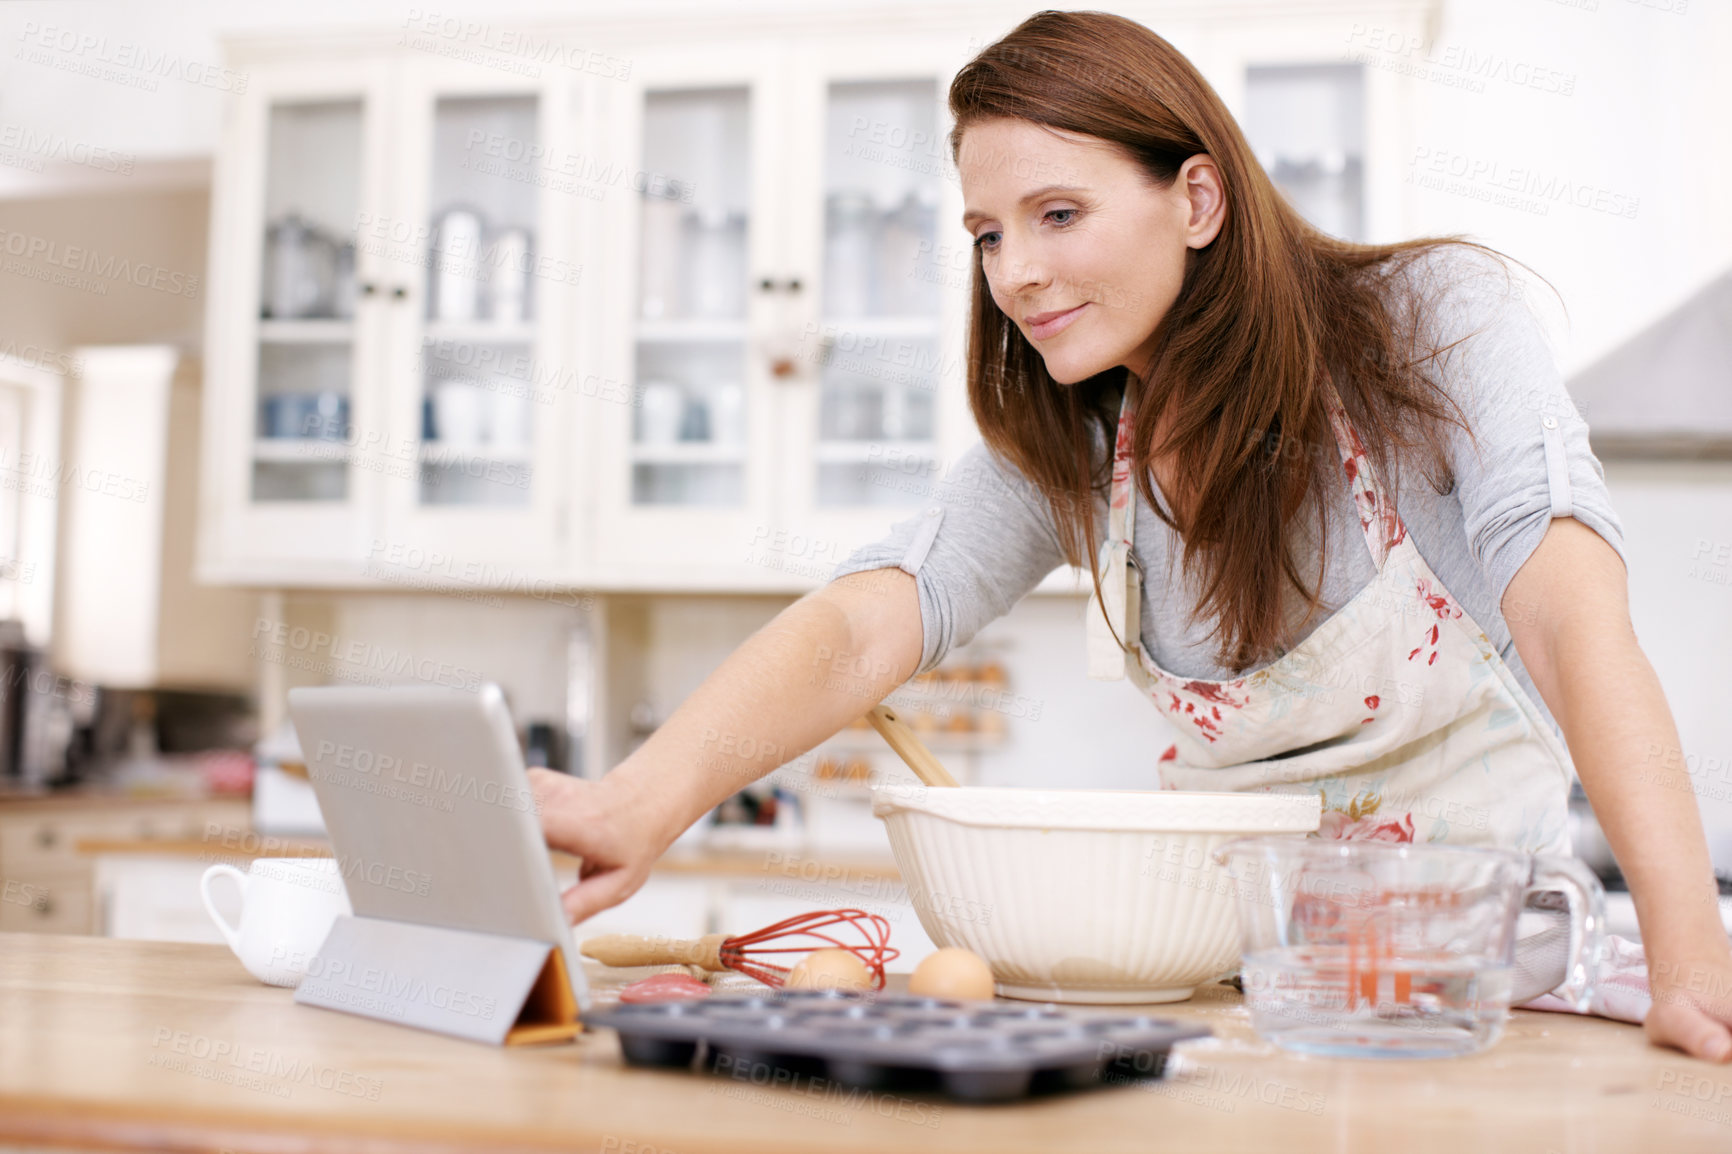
[{"left": 958, "top": 117, "right": 1225, "bottom": 384}]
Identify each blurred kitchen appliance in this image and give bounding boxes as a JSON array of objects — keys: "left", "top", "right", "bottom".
[{"left": 0, "top": 619, "right": 79, "bottom": 788}]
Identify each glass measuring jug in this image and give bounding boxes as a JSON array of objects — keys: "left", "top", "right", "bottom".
[{"left": 1215, "top": 837, "right": 1605, "bottom": 1058}]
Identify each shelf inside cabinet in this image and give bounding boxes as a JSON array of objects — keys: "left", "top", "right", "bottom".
[
  {"left": 815, "top": 315, "right": 941, "bottom": 340},
  {"left": 252, "top": 438, "right": 351, "bottom": 463},
  {"left": 423, "top": 321, "right": 535, "bottom": 345},
  {"left": 258, "top": 319, "right": 354, "bottom": 343},
  {"left": 636, "top": 319, "right": 750, "bottom": 344},
  {"left": 812, "top": 439, "right": 937, "bottom": 464},
  {"left": 629, "top": 442, "right": 746, "bottom": 464},
  {"left": 419, "top": 444, "right": 534, "bottom": 466}
]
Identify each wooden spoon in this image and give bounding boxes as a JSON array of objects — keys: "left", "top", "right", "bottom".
[{"left": 864, "top": 704, "right": 960, "bottom": 788}]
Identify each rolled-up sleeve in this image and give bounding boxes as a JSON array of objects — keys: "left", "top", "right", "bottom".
[
  {"left": 1415, "top": 247, "right": 1627, "bottom": 604},
  {"left": 829, "top": 441, "right": 1070, "bottom": 674}
]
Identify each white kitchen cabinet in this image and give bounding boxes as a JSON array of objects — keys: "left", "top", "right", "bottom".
[
  {"left": 0, "top": 353, "right": 61, "bottom": 646},
  {"left": 200, "top": 52, "right": 583, "bottom": 585},
  {"left": 587, "top": 41, "right": 973, "bottom": 587},
  {"left": 586, "top": 45, "right": 790, "bottom": 583},
  {"left": 200, "top": 5, "right": 1434, "bottom": 592},
  {"left": 201, "top": 59, "right": 393, "bottom": 580},
  {"left": 59, "top": 347, "right": 255, "bottom": 691}
]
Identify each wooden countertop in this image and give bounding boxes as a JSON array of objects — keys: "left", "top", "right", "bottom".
[
  {"left": 0, "top": 788, "right": 246, "bottom": 812},
  {"left": 74, "top": 837, "right": 904, "bottom": 883},
  {"left": 3, "top": 934, "right": 1730, "bottom": 1154}
]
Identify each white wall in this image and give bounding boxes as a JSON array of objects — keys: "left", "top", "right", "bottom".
[{"left": 1406, "top": 0, "right": 1731, "bottom": 369}]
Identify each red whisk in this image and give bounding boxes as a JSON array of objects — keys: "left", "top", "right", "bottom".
[{"left": 581, "top": 908, "right": 899, "bottom": 989}]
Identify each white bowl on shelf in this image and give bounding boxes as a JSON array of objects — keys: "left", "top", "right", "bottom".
[{"left": 870, "top": 785, "right": 1320, "bottom": 1004}]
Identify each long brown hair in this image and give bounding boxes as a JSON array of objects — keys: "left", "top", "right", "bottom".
[{"left": 952, "top": 10, "right": 1544, "bottom": 673}]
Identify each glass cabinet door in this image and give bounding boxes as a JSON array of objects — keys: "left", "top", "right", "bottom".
[
  {"left": 253, "top": 99, "right": 365, "bottom": 503},
  {"left": 416, "top": 93, "right": 541, "bottom": 508},
  {"left": 814, "top": 79, "right": 943, "bottom": 507},
  {"left": 631, "top": 87, "right": 752, "bottom": 507}
]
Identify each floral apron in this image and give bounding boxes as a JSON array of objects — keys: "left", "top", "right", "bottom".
[{"left": 1085, "top": 378, "right": 1575, "bottom": 856}]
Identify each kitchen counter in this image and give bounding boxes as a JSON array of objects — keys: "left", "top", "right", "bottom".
[
  {"left": 73, "top": 836, "right": 903, "bottom": 883},
  {"left": 3, "top": 934, "right": 1730, "bottom": 1153}
]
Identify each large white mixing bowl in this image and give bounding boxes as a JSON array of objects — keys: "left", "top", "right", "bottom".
[{"left": 872, "top": 785, "right": 1321, "bottom": 1003}]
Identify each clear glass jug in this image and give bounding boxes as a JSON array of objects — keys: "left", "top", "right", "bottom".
[{"left": 1215, "top": 837, "right": 1605, "bottom": 1058}]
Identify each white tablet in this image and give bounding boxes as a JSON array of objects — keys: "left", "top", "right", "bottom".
[{"left": 287, "top": 682, "right": 589, "bottom": 1012}]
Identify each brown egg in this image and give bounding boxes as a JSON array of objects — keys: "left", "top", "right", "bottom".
[
  {"left": 908, "top": 948, "right": 996, "bottom": 1000},
  {"left": 787, "top": 947, "right": 872, "bottom": 991}
]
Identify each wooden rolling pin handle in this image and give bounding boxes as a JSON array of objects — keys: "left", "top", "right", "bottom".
[{"left": 580, "top": 932, "right": 728, "bottom": 972}]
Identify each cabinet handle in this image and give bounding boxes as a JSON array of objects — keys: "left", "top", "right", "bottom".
[
  {"left": 33, "top": 891, "right": 53, "bottom": 915},
  {"left": 359, "top": 282, "right": 379, "bottom": 297},
  {"left": 757, "top": 277, "right": 804, "bottom": 294},
  {"left": 34, "top": 826, "right": 55, "bottom": 850},
  {"left": 391, "top": 286, "right": 409, "bottom": 301}
]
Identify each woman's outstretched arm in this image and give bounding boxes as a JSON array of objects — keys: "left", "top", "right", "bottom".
[
  {"left": 1505, "top": 515, "right": 1732, "bottom": 1062},
  {"left": 529, "top": 567, "right": 922, "bottom": 923}
]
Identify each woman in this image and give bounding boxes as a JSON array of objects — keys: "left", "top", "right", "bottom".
[{"left": 533, "top": 11, "right": 1732, "bottom": 1060}]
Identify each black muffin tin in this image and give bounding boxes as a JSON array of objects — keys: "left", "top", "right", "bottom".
[{"left": 584, "top": 989, "right": 1212, "bottom": 1103}]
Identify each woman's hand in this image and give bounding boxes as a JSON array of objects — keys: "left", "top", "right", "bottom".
[
  {"left": 1645, "top": 951, "right": 1732, "bottom": 1062},
  {"left": 529, "top": 768, "right": 677, "bottom": 925},
  {"left": 523, "top": 571, "right": 922, "bottom": 926}
]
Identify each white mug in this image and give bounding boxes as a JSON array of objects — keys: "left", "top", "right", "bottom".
[{"left": 200, "top": 857, "right": 352, "bottom": 988}]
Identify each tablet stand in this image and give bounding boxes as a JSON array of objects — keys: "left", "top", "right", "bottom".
[{"left": 295, "top": 914, "right": 580, "bottom": 1046}]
